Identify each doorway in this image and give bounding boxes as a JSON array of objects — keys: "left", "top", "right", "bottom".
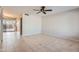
[{"left": 3, "top": 19, "right": 16, "bottom": 32}]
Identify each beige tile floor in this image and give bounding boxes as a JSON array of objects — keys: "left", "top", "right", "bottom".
[{"left": 0, "top": 32, "right": 79, "bottom": 52}]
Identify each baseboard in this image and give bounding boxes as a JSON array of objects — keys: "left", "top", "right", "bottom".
[{"left": 22, "top": 32, "right": 42, "bottom": 37}]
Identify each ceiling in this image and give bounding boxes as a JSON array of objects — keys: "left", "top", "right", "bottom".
[{"left": 2, "top": 6, "right": 79, "bottom": 18}]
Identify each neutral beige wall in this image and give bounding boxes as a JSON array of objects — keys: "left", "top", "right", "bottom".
[{"left": 42, "top": 8, "right": 79, "bottom": 38}]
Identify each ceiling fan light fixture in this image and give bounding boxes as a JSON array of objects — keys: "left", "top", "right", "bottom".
[{"left": 33, "top": 6, "right": 53, "bottom": 15}]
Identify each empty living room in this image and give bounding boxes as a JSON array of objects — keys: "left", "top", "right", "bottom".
[{"left": 0, "top": 6, "right": 79, "bottom": 52}]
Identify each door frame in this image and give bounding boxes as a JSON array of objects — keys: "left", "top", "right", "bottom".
[{"left": 20, "top": 17, "right": 22, "bottom": 35}]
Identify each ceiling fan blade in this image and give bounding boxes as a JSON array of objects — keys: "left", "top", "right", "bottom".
[
  {"left": 33, "top": 9, "right": 39, "bottom": 11},
  {"left": 44, "top": 9, "right": 52, "bottom": 11},
  {"left": 25, "top": 13, "right": 29, "bottom": 16},
  {"left": 36, "top": 11, "right": 41, "bottom": 14},
  {"left": 43, "top": 12, "right": 46, "bottom": 14}
]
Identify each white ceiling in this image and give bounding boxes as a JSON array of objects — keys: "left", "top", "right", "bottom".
[{"left": 2, "top": 6, "right": 79, "bottom": 18}]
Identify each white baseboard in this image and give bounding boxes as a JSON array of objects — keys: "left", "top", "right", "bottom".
[{"left": 22, "top": 32, "right": 42, "bottom": 37}]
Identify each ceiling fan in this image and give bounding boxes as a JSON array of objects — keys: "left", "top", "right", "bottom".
[
  {"left": 24, "top": 13, "right": 29, "bottom": 16},
  {"left": 33, "top": 6, "right": 52, "bottom": 14}
]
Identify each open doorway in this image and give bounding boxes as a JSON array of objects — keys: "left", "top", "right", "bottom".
[
  {"left": 3, "top": 17, "right": 17, "bottom": 39},
  {"left": 3, "top": 19, "right": 16, "bottom": 32},
  {"left": 2, "top": 17, "right": 21, "bottom": 45}
]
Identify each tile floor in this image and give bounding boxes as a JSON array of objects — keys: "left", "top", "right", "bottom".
[{"left": 0, "top": 32, "right": 79, "bottom": 52}]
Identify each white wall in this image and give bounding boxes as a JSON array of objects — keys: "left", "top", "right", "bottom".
[
  {"left": 22, "top": 15, "right": 42, "bottom": 36},
  {"left": 42, "top": 8, "right": 79, "bottom": 38}
]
